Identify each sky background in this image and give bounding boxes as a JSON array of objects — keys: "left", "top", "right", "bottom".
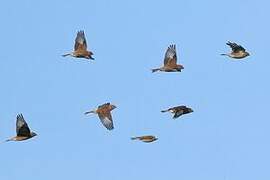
[{"left": 0, "top": 0, "right": 269, "bottom": 179}]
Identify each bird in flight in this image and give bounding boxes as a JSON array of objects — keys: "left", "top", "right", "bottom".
[
  {"left": 6, "top": 114, "right": 37, "bottom": 142},
  {"left": 62, "top": 30, "right": 94, "bottom": 60},
  {"left": 221, "top": 41, "right": 250, "bottom": 59},
  {"left": 131, "top": 135, "right": 158, "bottom": 143},
  {"left": 85, "top": 103, "right": 116, "bottom": 130},
  {"left": 161, "top": 105, "right": 193, "bottom": 119},
  {"left": 152, "top": 44, "right": 184, "bottom": 73}
]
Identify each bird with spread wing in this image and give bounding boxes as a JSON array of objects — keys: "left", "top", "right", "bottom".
[
  {"left": 221, "top": 41, "right": 250, "bottom": 59},
  {"left": 6, "top": 114, "right": 37, "bottom": 142},
  {"left": 85, "top": 103, "right": 116, "bottom": 130},
  {"left": 152, "top": 44, "right": 184, "bottom": 72},
  {"left": 62, "top": 30, "right": 94, "bottom": 60},
  {"left": 161, "top": 105, "right": 193, "bottom": 119}
]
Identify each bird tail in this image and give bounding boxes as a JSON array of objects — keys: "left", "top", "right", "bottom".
[
  {"left": 131, "top": 137, "right": 139, "bottom": 140},
  {"left": 84, "top": 110, "right": 96, "bottom": 115},
  {"left": 62, "top": 53, "right": 71, "bottom": 57},
  {"left": 161, "top": 109, "right": 169, "bottom": 113},
  {"left": 151, "top": 68, "right": 160, "bottom": 73},
  {"left": 220, "top": 53, "right": 228, "bottom": 56},
  {"left": 5, "top": 138, "right": 12, "bottom": 142}
]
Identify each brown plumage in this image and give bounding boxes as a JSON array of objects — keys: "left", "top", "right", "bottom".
[
  {"left": 131, "top": 135, "right": 158, "bottom": 143},
  {"left": 161, "top": 105, "right": 193, "bottom": 119},
  {"left": 6, "top": 114, "right": 37, "bottom": 142},
  {"left": 152, "top": 44, "right": 184, "bottom": 73},
  {"left": 221, "top": 41, "right": 250, "bottom": 59},
  {"left": 62, "top": 30, "right": 94, "bottom": 60},
  {"left": 85, "top": 103, "right": 116, "bottom": 130}
]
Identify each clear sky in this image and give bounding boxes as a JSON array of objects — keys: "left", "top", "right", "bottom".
[{"left": 0, "top": 0, "right": 269, "bottom": 179}]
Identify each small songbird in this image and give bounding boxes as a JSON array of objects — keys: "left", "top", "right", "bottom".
[
  {"left": 62, "top": 30, "right": 94, "bottom": 60},
  {"left": 131, "top": 135, "right": 158, "bottom": 143},
  {"left": 85, "top": 103, "right": 116, "bottom": 130},
  {"left": 152, "top": 44, "right": 184, "bottom": 73},
  {"left": 161, "top": 105, "right": 193, "bottom": 119},
  {"left": 221, "top": 41, "right": 250, "bottom": 59},
  {"left": 6, "top": 114, "right": 37, "bottom": 142}
]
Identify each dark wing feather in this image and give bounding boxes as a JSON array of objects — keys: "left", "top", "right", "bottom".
[
  {"left": 74, "top": 31, "right": 87, "bottom": 51},
  {"left": 226, "top": 41, "right": 246, "bottom": 53},
  {"left": 174, "top": 105, "right": 187, "bottom": 110},
  {"left": 98, "top": 111, "right": 114, "bottom": 130},
  {"left": 16, "top": 114, "right": 31, "bottom": 136},
  {"left": 98, "top": 102, "right": 110, "bottom": 109},
  {"left": 173, "top": 110, "right": 184, "bottom": 118},
  {"left": 164, "top": 44, "right": 177, "bottom": 66}
]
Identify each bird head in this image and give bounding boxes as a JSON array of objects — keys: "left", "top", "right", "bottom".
[
  {"left": 31, "top": 132, "right": 37, "bottom": 137},
  {"left": 188, "top": 108, "right": 194, "bottom": 113},
  {"left": 110, "top": 104, "right": 117, "bottom": 110},
  {"left": 87, "top": 51, "right": 95, "bottom": 60},
  {"left": 177, "top": 64, "right": 184, "bottom": 71}
]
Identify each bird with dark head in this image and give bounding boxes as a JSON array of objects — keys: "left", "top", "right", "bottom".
[
  {"left": 152, "top": 44, "right": 184, "bottom": 73},
  {"left": 131, "top": 135, "right": 158, "bottom": 143},
  {"left": 62, "top": 30, "right": 94, "bottom": 60},
  {"left": 221, "top": 41, "right": 250, "bottom": 59},
  {"left": 85, "top": 103, "right": 117, "bottom": 130},
  {"left": 161, "top": 105, "right": 193, "bottom": 119},
  {"left": 6, "top": 114, "right": 37, "bottom": 142}
]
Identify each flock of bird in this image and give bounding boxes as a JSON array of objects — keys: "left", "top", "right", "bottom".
[{"left": 6, "top": 30, "right": 250, "bottom": 143}]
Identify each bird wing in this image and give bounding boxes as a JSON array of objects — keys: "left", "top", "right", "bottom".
[
  {"left": 164, "top": 44, "right": 177, "bottom": 66},
  {"left": 16, "top": 114, "right": 31, "bottom": 136},
  {"left": 98, "top": 111, "right": 114, "bottom": 130},
  {"left": 173, "top": 109, "right": 184, "bottom": 118},
  {"left": 98, "top": 102, "right": 110, "bottom": 109},
  {"left": 174, "top": 105, "right": 187, "bottom": 110},
  {"left": 226, "top": 41, "right": 246, "bottom": 53},
  {"left": 74, "top": 31, "right": 87, "bottom": 51}
]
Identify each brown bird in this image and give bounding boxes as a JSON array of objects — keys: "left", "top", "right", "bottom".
[
  {"left": 62, "top": 30, "right": 94, "bottom": 60},
  {"left": 161, "top": 105, "right": 193, "bottom": 119},
  {"left": 85, "top": 103, "right": 116, "bottom": 130},
  {"left": 131, "top": 135, "right": 158, "bottom": 143},
  {"left": 6, "top": 114, "right": 37, "bottom": 142},
  {"left": 221, "top": 41, "right": 250, "bottom": 59},
  {"left": 152, "top": 44, "right": 184, "bottom": 73}
]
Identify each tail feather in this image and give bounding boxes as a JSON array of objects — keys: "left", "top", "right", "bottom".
[
  {"left": 131, "top": 137, "right": 139, "bottom": 140},
  {"left": 62, "top": 53, "right": 71, "bottom": 57},
  {"left": 161, "top": 109, "right": 168, "bottom": 113},
  {"left": 5, "top": 138, "right": 12, "bottom": 142},
  {"left": 151, "top": 68, "right": 160, "bottom": 73},
  {"left": 220, "top": 53, "right": 228, "bottom": 56},
  {"left": 84, "top": 110, "right": 96, "bottom": 115}
]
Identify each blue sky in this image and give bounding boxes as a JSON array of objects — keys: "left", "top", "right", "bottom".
[{"left": 0, "top": 0, "right": 269, "bottom": 179}]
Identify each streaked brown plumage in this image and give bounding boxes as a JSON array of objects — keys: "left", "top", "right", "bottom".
[
  {"left": 62, "top": 30, "right": 94, "bottom": 60},
  {"left": 221, "top": 41, "right": 250, "bottom": 59},
  {"left": 152, "top": 44, "right": 184, "bottom": 73},
  {"left": 161, "top": 105, "right": 193, "bottom": 119},
  {"left": 6, "top": 114, "right": 37, "bottom": 142},
  {"left": 85, "top": 103, "right": 116, "bottom": 130},
  {"left": 131, "top": 135, "right": 158, "bottom": 143}
]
